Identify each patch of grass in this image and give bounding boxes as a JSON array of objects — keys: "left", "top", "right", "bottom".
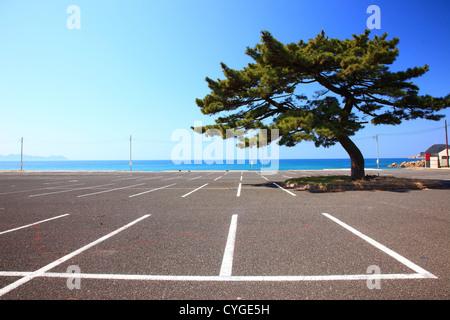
[
  {"left": 286, "top": 175, "right": 352, "bottom": 186},
  {"left": 284, "top": 175, "right": 442, "bottom": 191}
]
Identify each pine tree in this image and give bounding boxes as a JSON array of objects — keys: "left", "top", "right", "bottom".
[{"left": 195, "top": 30, "right": 449, "bottom": 180}]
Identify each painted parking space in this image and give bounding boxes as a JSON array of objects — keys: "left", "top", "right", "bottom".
[
  {"left": 0, "top": 171, "right": 447, "bottom": 299},
  {"left": 0, "top": 214, "right": 150, "bottom": 297},
  {"left": 0, "top": 210, "right": 435, "bottom": 291}
]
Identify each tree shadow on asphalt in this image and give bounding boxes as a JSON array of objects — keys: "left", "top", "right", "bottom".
[{"left": 246, "top": 179, "right": 450, "bottom": 194}]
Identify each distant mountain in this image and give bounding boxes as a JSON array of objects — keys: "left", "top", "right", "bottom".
[{"left": 0, "top": 154, "right": 68, "bottom": 161}]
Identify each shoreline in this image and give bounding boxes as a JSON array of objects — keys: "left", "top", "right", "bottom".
[
  {"left": 0, "top": 158, "right": 415, "bottom": 173},
  {"left": 1, "top": 167, "right": 449, "bottom": 173}
]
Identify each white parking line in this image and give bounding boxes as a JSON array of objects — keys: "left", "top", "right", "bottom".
[
  {"left": 261, "top": 176, "right": 269, "bottom": 181},
  {"left": 0, "top": 214, "right": 150, "bottom": 297},
  {"left": 129, "top": 183, "right": 176, "bottom": 198},
  {"left": 162, "top": 176, "right": 182, "bottom": 181},
  {"left": 321, "top": 213, "right": 437, "bottom": 279},
  {"left": 43, "top": 180, "right": 78, "bottom": 185},
  {"left": 187, "top": 176, "right": 202, "bottom": 181},
  {"left": 1, "top": 272, "right": 426, "bottom": 282},
  {"left": 0, "top": 187, "right": 62, "bottom": 196},
  {"left": 111, "top": 177, "right": 139, "bottom": 182},
  {"left": 236, "top": 183, "right": 242, "bottom": 197},
  {"left": 77, "top": 183, "right": 145, "bottom": 198},
  {"left": 0, "top": 214, "right": 70, "bottom": 236},
  {"left": 29, "top": 184, "right": 114, "bottom": 198},
  {"left": 135, "top": 176, "right": 163, "bottom": 181},
  {"left": 214, "top": 176, "right": 222, "bottom": 181},
  {"left": 273, "top": 183, "right": 296, "bottom": 196},
  {"left": 47, "top": 183, "right": 86, "bottom": 189},
  {"left": 181, "top": 183, "right": 209, "bottom": 198},
  {"left": 220, "top": 214, "right": 238, "bottom": 277}
]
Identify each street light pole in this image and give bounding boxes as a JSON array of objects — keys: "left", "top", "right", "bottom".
[
  {"left": 250, "top": 144, "right": 253, "bottom": 171},
  {"left": 130, "top": 135, "right": 132, "bottom": 172},
  {"left": 374, "top": 134, "right": 380, "bottom": 169},
  {"left": 445, "top": 120, "right": 449, "bottom": 168},
  {"left": 20, "top": 137, "right": 23, "bottom": 171}
]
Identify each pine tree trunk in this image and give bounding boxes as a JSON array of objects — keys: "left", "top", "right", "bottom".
[{"left": 338, "top": 136, "right": 365, "bottom": 180}]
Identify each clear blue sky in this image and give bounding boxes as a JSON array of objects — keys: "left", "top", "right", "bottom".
[{"left": 1, "top": 0, "right": 449, "bottom": 160}]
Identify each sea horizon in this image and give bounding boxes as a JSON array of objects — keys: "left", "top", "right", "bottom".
[{"left": 0, "top": 158, "right": 412, "bottom": 172}]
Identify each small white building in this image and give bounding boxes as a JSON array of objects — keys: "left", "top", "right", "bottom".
[
  {"left": 430, "top": 156, "right": 439, "bottom": 168},
  {"left": 424, "top": 144, "right": 449, "bottom": 168},
  {"left": 438, "top": 148, "right": 450, "bottom": 168}
]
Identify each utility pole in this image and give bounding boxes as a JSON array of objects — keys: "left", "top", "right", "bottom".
[
  {"left": 129, "top": 135, "right": 132, "bottom": 172},
  {"left": 445, "top": 120, "right": 449, "bottom": 168},
  {"left": 250, "top": 145, "right": 253, "bottom": 171},
  {"left": 261, "top": 145, "right": 264, "bottom": 172},
  {"left": 20, "top": 137, "right": 23, "bottom": 171},
  {"left": 374, "top": 134, "right": 380, "bottom": 169}
]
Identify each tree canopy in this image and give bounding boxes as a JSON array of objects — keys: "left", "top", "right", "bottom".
[{"left": 195, "top": 30, "right": 449, "bottom": 179}]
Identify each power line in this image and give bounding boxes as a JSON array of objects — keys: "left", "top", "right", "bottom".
[
  {"left": 353, "top": 123, "right": 449, "bottom": 141},
  {"left": 21, "top": 138, "right": 129, "bottom": 145},
  {"left": 378, "top": 124, "right": 449, "bottom": 137},
  {"left": 374, "top": 134, "right": 380, "bottom": 169}
]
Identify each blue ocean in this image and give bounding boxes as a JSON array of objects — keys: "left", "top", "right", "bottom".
[{"left": 0, "top": 158, "right": 409, "bottom": 172}]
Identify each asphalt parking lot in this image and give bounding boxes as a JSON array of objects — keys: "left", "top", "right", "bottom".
[{"left": 0, "top": 169, "right": 449, "bottom": 302}]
